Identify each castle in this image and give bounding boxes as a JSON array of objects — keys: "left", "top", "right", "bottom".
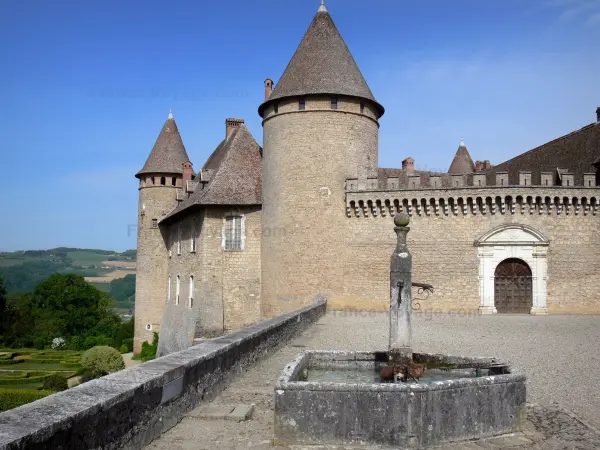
[{"left": 134, "top": 3, "right": 600, "bottom": 354}]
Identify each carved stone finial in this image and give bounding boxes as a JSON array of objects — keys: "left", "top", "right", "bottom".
[
  {"left": 168, "top": 109, "right": 174, "bottom": 120},
  {"left": 318, "top": 0, "right": 327, "bottom": 12},
  {"left": 394, "top": 212, "right": 410, "bottom": 227}
]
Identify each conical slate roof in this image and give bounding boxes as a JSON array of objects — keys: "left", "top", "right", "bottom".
[
  {"left": 258, "top": 5, "right": 383, "bottom": 117},
  {"left": 136, "top": 111, "right": 191, "bottom": 178},
  {"left": 448, "top": 140, "right": 475, "bottom": 174}
]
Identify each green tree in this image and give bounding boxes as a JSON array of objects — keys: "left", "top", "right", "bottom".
[{"left": 28, "top": 274, "right": 113, "bottom": 339}]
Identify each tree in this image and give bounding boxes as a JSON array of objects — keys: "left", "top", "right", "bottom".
[{"left": 27, "top": 274, "right": 119, "bottom": 341}]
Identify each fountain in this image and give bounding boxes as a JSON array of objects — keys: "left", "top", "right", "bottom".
[{"left": 274, "top": 213, "right": 526, "bottom": 448}]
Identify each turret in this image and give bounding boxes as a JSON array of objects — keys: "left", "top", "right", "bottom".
[
  {"left": 448, "top": 140, "right": 475, "bottom": 174},
  {"left": 134, "top": 110, "right": 192, "bottom": 353},
  {"left": 258, "top": 2, "right": 384, "bottom": 315}
]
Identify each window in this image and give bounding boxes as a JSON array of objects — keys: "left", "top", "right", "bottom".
[
  {"left": 160, "top": 176, "right": 166, "bottom": 186},
  {"left": 152, "top": 177, "right": 156, "bottom": 185},
  {"left": 172, "top": 177, "right": 176, "bottom": 186},
  {"left": 175, "top": 275, "right": 180, "bottom": 305},
  {"left": 224, "top": 215, "right": 243, "bottom": 251},
  {"left": 167, "top": 275, "right": 171, "bottom": 302},
  {"left": 299, "top": 98, "right": 306, "bottom": 110},
  {"left": 177, "top": 225, "right": 182, "bottom": 255},
  {"left": 190, "top": 221, "right": 197, "bottom": 252},
  {"left": 151, "top": 219, "right": 158, "bottom": 229},
  {"left": 146, "top": 324, "right": 152, "bottom": 331},
  {"left": 274, "top": 103, "right": 279, "bottom": 114},
  {"left": 188, "top": 276, "right": 194, "bottom": 308},
  {"left": 331, "top": 98, "right": 338, "bottom": 110},
  {"left": 360, "top": 102, "right": 364, "bottom": 114}
]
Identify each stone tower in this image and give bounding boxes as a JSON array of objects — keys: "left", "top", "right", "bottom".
[
  {"left": 258, "top": 3, "right": 384, "bottom": 315},
  {"left": 134, "top": 111, "right": 191, "bottom": 353}
]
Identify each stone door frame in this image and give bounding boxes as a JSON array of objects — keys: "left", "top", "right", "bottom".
[{"left": 474, "top": 224, "right": 549, "bottom": 315}]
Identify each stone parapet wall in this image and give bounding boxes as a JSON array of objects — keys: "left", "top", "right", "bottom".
[
  {"left": 346, "top": 187, "right": 600, "bottom": 218},
  {"left": 0, "top": 301, "right": 326, "bottom": 450}
]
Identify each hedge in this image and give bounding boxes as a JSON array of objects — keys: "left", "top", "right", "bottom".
[
  {"left": 0, "top": 360, "right": 23, "bottom": 366},
  {"left": 0, "top": 371, "right": 27, "bottom": 378},
  {"left": 0, "top": 374, "right": 52, "bottom": 385},
  {"left": 0, "top": 388, "right": 53, "bottom": 412}
]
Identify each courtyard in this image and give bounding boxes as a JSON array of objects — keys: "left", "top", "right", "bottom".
[{"left": 147, "top": 311, "right": 600, "bottom": 449}]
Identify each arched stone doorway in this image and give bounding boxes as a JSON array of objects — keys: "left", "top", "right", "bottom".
[
  {"left": 494, "top": 258, "right": 532, "bottom": 314},
  {"left": 475, "top": 224, "right": 549, "bottom": 315}
]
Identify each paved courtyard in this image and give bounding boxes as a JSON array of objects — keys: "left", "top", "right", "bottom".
[{"left": 148, "top": 312, "right": 600, "bottom": 449}]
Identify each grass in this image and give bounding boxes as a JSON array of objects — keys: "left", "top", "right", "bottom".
[{"left": 66, "top": 251, "right": 116, "bottom": 266}]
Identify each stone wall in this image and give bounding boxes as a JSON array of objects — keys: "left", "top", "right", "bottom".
[
  {"left": 135, "top": 184, "right": 179, "bottom": 353},
  {"left": 338, "top": 187, "right": 600, "bottom": 314},
  {"left": 261, "top": 96, "right": 380, "bottom": 317},
  {"left": 158, "top": 206, "right": 262, "bottom": 356},
  {"left": 0, "top": 302, "right": 326, "bottom": 450}
]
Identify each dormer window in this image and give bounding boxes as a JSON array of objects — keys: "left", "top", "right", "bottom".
[
  {"left": 299, "top": 98, "right": 306, "bottom": 111},
  {"left": 331, "top": 98, "right": 338, "bottom": 110}
]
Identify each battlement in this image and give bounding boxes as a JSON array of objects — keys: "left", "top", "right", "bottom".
[
  {"left": 346, "top": 186, "right": 600, "bottom": 218},
  {"left": 346, "top": 172, "right": 597, "bottom": 192}
]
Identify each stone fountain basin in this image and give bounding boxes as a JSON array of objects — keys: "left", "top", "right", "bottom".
[{"left": 274, "top": 350, "right": 526, "bottom": 448}]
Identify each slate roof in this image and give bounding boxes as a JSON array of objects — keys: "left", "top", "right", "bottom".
[
  {"left": 484, "top": 122, "right": 600, "bottom": 185},
  {"left": 258, "top": 7, "right": 384, "bottom": 117},
  {"left": 136, "top": 114, "right": 191, "bottom": 177},
  {"left": 448, "top": 141, "right": 475, "bottom": 175},
  {"left": 162, "top": 124, "right": 262, "bottom": 222}
]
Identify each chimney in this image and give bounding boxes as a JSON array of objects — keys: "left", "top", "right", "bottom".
[
  {"left": 475, "top": 161, "right": 484, "bottom": 172},
  {"left": 402, "top": 157, "right": 415, "bottom": 175},
  {"left": 596, "top": 106, "right": 600, "bottom": 123},
  {"left": 225, "top": 118, "right": 244, "bottom": 140},
  {"left": 183, "top": 161, "right": 193, "bottom": 184},
  {"left": 483, "top": 160, "right": 492, "bottom": 170},
  {"left": 264, "top": 78, "right": 274, "bottom": 100}
]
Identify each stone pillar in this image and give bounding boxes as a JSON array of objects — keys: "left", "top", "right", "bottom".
[
  {"left": 390, "top": 213, "right": 412, "bottom": 359},
  {"left": 478, "top": 247, "right": 497, "bottom": 314}
]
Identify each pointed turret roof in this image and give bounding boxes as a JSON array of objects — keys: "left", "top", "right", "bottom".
[
  {"left": 448, "top": 140, "right": 475, "bottom": 174},
  {"left": 258, "top": 4, "right": 383, "bottom": 117},
  {"left": 136, "top": 111, "right": 191, "bottom": 178}
]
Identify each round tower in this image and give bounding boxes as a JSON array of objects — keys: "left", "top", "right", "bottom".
[
  {"left": 134, "top": 110, "right": 191, "bottom": 353},
  {"left": 258, "top": 3, "right": 384, "bottom": 315}
]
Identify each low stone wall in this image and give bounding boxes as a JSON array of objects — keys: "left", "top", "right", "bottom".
[
  {"left": 0, "top": 301, "right": 326, "bottom": 450},
  {"left": 275, "top": 350, "right": 526, "bottom": 448}
]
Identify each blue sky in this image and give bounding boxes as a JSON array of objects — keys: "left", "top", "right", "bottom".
[{"left": 0, "top": 0, "right": 598, "bottom": 251}]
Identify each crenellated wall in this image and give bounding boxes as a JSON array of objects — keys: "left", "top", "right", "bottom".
[{"left": 338, "top": 185, "right": 600, "bottom": 314}]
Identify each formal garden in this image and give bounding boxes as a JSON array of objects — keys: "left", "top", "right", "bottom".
[{"left": 0, "top": 273, "right": 157, "bottom": 413}]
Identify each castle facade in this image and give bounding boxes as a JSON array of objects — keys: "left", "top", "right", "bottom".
[{"left": 134, "top": 4, "right": 600, "bottom": 354}]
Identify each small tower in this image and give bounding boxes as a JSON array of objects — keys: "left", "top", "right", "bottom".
[
  {"left": 258, "top": 3, "right": 384, "bottom": 315},
  {"left": 448, "top": 139, "right": 475, "bottom": 174},
  {"left": 134, "top": 110, "right": 192, "bottom": 353}
]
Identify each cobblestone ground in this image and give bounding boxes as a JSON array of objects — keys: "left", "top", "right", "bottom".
[{"left": 147, "top": 312, "right": 600, "bottom": 449}]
